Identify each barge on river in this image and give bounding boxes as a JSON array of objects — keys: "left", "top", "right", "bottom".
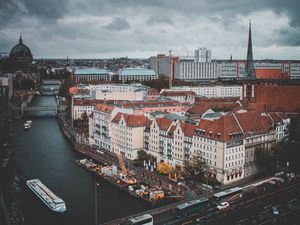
[{"left": 26, "top": 179, "right": 66, "bottom": 213}]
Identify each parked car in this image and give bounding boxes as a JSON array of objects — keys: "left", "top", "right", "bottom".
[{"left": 217, "top": 202, "right": 230, "bottom": 210}]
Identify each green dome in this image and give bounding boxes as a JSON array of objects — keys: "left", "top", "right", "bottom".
[{"left": 9, "top": 36, "right": 33, "bottom": 61}]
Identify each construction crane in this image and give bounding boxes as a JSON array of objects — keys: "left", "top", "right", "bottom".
[{"left": 116, "top": 149, "right": 137, "bottom": 185}]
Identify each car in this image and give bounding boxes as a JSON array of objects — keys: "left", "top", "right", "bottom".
[
  {"left": 217, "top": 202, "right": 230, "bottom": 210},
  {"left": 272, "top": 206, "right": 279, "bottom": 215}
]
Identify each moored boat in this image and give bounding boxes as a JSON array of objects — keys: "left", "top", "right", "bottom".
[{"left": 26, "top": 179, "right": 66, "bottom": 213}]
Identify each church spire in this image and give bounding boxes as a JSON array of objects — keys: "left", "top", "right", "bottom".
[
  {"left": 246, "top": 21, "right": 255, "bottom": 79},
  {"left": 19, "top": 34, "right": 23, "bottom": 44}
]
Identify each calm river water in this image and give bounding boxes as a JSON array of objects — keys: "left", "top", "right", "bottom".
[{"left": 8, "top": 96, "right": 152, "bottom": 225}]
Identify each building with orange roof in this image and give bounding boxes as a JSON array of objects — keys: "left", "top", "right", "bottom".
[
  {"left": 90, "top": 103, "right": 140, "bottom": 150},
  {"left": 72, "top": 99, "right": 108, "bottom": 120},
  {"left": 69, "top": 86, "right": 78, "bottom": 95},
  {"left": 192, "top": 110, "right": 277, "bottom": 184},
  {"left": 144, "top": 116, "right": 198, "bottom": 168},
  {"left": 90, "top": 104, "right": 116, "bottom": 150},
  {"left": 111, "top": 112, "right": 148, "bottom": 159},
  {"left": 243, "top": 83, "right": 300, "bottom": 112},
  {"left": 142, "top": 110, "right": 279, "bottom": 184},
  {"left": 255, "top": 69, "right": 289, "bottom": 80},
  {"left": 120, "top": 100, "right": 189, "bottom": 116},
  {"left": 160, "top": 90, "right": 196, "bottom": 104}
]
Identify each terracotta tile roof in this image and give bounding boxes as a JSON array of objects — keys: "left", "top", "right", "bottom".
[
  {"left": 161, "top": 90, "right": 196, "bottom": 97},
  {"left": 276, "top": 112, "right": 289, "bottom": 120},
  {"left": 197, "top": 114, "right": 242, "bottom": 141},
  {"left": 193, "top": 98, "right": 240, "bottom": 112},
  {"left": 167, "top": 124, "right": 177, "bottom": 136},
  {"left": 188, "top": 105, "right": 211, "bottom": 115},
  {"left": 122, "top": 100, "right": 187, "bottom": 108},
  {"left": 69, "top": 86, "right": 78, "bottom": 95},
  {"left": 235, "top": 111, "right": 273, "bottom": 135},
  {"left": 195, "top": 111, "right": 273, "bottom": 141},
  {"left": 255, "top": 69, "right": 289, "bottom": 80},
  {"left": 73, "top": 99, "right": 105, "bottom": 106},
  {"left": 94, "top": 104, "right": 114, "bottom": 113},
  {"left": 180, "top": 122, "right": 197, "bottom": 137},
  {"left": 156, "top": 117, "right": 173, "bottom": 131},
  {"left": 147, "top": 88, "right": 160, "bottom": 96},
  {"left": 252, "top": 85, "right": 300, "bottom": 112},
  {"left": 196, "top": 97, "right": 239, "bottom": 103},
  {"left": 111, "top": 112, "right": 148, "bottom": 127},
  {"left": 146, "top": 119, "right": 153, "bottom": 128},
  {"left": 268, "top": 112, "right": 289, "bottom": 122}
]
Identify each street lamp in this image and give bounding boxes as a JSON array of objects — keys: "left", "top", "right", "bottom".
[{"left": 95, "top": 182, "right": 100, "bottom": 225}]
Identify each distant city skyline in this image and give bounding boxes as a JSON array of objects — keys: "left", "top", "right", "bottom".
[{"left": 1, "top": 0, "right": 300, "bottom": 59}]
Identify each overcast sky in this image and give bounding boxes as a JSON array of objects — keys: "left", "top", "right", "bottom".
[{"left": 1, "top": 0, "right": 300, "bottom": 59}]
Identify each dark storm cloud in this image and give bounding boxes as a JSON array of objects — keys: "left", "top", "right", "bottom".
[
  {"left": 274, "top": 29, "right": 300, "bottom": 46},
  {"left": 0, "top": 0, "right": 300, "bottom": 58},
  {"left": 103, "top": 17, "right": 130, "bottom": 31},
  {"left": 0, "top": 0, "right": 67, "bottom": 25}
]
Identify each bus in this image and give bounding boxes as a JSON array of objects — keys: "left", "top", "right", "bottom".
[
  {"left": 212, "top": 187, "right": 243, "bottom": 204},
  {"left": 175, "top": 196, "right": 210, "bottom": 218},
  {"left": 128, "top": 214, "right": 153, "bottom": 225}
]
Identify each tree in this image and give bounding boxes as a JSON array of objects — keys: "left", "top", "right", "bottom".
[
  {"left": 81, "top": 112, "right": 89, "bottom": 127},
  {"left": 256, "top": 143, "right": 288, "bottom": 169},
  {"left": 133, "top": 150, "right": 151, "bottom": 166},
  {"left": 156, "top": 162, "right": 174, "bottom": 174},
  {"left": 182, "top": 153, "right": 206, "bottom": 181},
  {"left": 256, "top": 146, "right": 273, "bottom": 168}
]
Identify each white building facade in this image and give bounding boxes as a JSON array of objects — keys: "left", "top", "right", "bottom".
[
  {"left": 118, "top": 68, "right": 158, "bottom": 82},
  {"left": 73, "top": 68, "right": 114, "bottom": 83},
  {"left": 111, "top": 113, "right": 148, "bottom": 160},
  {"left": 174, "top": 61, "right": 219, "bottom": 81},
  {"left": 172, "top": 85, "right": 243, "bottom": 99}
]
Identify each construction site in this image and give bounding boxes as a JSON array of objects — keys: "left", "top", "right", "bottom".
[{"left": 74, "top": 145, "right": 185, "bottom": 206}]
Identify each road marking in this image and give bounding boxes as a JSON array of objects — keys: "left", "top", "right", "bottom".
[
  {"left": 182, "top": 220, "right": 193, "bottom": 225},
  {"left": 237, "top": 218, "right": 248, "bottom": 223},
  {"left": 196, "top": 215, "right": 205, "bottom": 221},
  {"left": 246, "top": 198, "right": 255, "bottom": 203}
]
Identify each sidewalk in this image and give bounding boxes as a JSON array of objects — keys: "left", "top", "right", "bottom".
[{"left": 216, "top": 170, "right": 274, "bottom": 190}]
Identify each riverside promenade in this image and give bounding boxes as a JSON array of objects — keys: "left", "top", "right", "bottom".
[{"left": 57, "top": 115, "right": 194, "bottom": 199}]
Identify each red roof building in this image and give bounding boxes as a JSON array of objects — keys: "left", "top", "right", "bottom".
[
  {"left": 247, "top": 85, "right": 300, "bottom": 112},
  {"left": 255, "top": 69, "right": 289, "bottom": 80},
  {"left": 112, "top": 112, "right": 148, "bottom": 127},
  {"left": 94, "top": 104, "right": 114, "bottom": 113}
]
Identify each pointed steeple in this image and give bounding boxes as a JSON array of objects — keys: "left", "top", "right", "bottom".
[
  {"left": 19, "top": 35, "right": 23, "bottom": 44},
  {"left": 246, "top": 21, "right": 255, "bottom": 79}
]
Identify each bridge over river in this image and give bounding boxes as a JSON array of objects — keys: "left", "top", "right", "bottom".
[{"left": 21, "top": 104, "right": 65, "bottom": 116}]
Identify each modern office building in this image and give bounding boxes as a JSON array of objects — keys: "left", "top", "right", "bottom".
[{"left": 118, "top": 67, "right": 157, "bottom": 82}]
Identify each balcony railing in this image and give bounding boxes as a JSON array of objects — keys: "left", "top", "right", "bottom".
[{"left": 245, "top": 138, "right": 276, "bottom": 147}]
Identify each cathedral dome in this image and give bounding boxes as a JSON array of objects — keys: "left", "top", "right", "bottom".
[{"left": 9, "top": 36, "right": 33, "bottom": 61}]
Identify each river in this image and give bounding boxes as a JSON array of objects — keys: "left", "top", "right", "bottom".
[{"left": 8, "top": 95, "right": 152, "bottom": 225}]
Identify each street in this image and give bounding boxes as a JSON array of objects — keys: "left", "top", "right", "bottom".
[{"left": 153, "top": 181, "right": 300, "bottom": 225}]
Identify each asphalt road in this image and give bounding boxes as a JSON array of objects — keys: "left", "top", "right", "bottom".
[{"left": 154, "top": 181, "right": 300, "bottom": 225}]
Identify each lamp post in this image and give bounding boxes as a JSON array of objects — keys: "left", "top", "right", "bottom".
[{"left": 95, "top": 182, "right": 99, "bottom": 225}]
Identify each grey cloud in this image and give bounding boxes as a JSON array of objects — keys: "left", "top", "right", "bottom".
[
  {"left": 274, "top": 28, "right": 300, "bottom": 46},
  {"left": 1, "top": 0, "right": 300, "bottom": 57},
  {"left": 147, "top": 15, "right": 173, "bottom": 25},
  {"left": 103, "top": 17, "right": 130, "bottom": 31}
]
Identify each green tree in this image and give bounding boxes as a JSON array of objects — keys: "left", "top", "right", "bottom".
[
  {"left": 183, "top": 153, "right": 206, "bottom": 181},
  {"left": 256, "top": 146, "right": 273, "bottom": 168},
  {"left": 81, "top": 112, "right": 89, "bottom": 126},
  {"left": 133, "top": 150, "right": 155, "bottom": 167}
]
